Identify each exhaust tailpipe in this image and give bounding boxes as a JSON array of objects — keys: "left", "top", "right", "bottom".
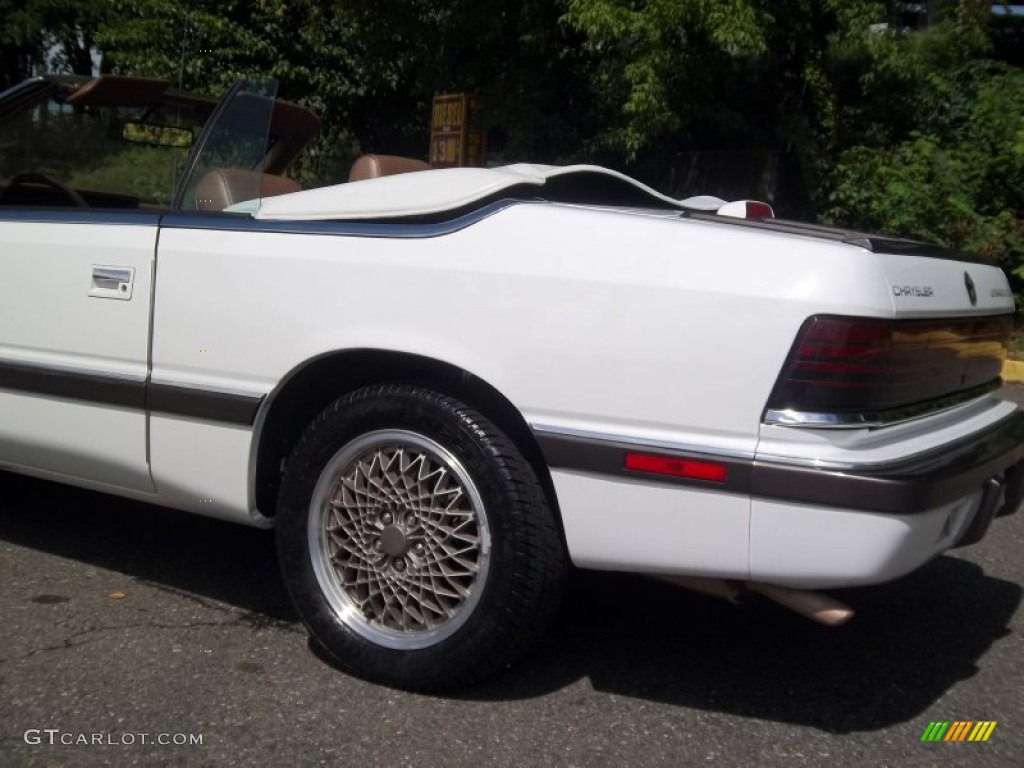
[
  {"left": 656, "top": 576, "right": 855, "bottom": 626},
  {"left": 744, "top": 582, "right": 855, "bottom": 627}
]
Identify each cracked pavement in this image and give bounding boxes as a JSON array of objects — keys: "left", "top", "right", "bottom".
[{"left": 1, "top": 388, "right": 1023, "bottom": 767}]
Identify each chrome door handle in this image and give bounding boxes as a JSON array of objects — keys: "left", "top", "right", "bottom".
[{"left": 89, "top": 265, "right": 135, "bottom": 300}]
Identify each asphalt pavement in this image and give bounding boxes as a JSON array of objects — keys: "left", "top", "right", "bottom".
[{"left": 2, "top": 388, "right": 1023, "bottom": 767}]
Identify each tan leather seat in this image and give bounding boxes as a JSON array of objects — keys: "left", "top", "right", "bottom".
[
  {"left": 195, "top": 169, "right": 300, "bottom": 211},
  {"left": 348, "top": 154, "right": 430, "bottom": 182}
]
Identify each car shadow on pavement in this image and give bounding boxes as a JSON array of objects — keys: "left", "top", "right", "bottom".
[
  {"left": 0, "top": 471, "right": 296, "bottom": 624},
  {"left": 2, "top": 470, "right": 1019, "bottom": 733},
  {"left": 462, "top": 562, "right": 1021, "bottom": 732}
]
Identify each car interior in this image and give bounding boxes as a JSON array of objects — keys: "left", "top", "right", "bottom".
[{"left": 0, "top": 75, "right": 431, "bottom": 213}]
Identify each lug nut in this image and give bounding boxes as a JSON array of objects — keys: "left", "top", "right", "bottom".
[{"left": 393, "top": 558, "right": 406, "bottom": 571}]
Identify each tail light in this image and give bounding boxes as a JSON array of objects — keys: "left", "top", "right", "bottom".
[
  {"left": 765, "top": 314, "right": 1011, "bottom": 425},
  {"left": 717, "top": 200, "right": 775, "bottom": 219}
]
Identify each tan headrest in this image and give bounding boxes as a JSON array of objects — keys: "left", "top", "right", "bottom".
[
  {"left": 349, "top": 154, "right": 430, "bottom": 182},
  {"left": 195, "top": 169, "right": 300, "bottom": 210}
]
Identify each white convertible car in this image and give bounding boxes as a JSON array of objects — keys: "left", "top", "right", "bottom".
[{"left": 2, "top": 76, "right": 1022, "bottom": 689}]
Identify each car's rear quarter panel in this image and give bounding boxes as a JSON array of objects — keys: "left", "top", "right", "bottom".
[
  {"left": 148, "top": 202, "right": 1014, "bottom": 582},
  {"left": 152, "top": 203, "right": 894, "bottom": 448},
  {"left": 147, "top": 204, "right": 880, "bottom": 550}
]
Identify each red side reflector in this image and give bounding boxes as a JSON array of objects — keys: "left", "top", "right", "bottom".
[
  {"left": 624, "top": 452, "right": 728, "bottom": 483},
  {"left": 745, "top": 201, "right": 774, "bottom": 219}
]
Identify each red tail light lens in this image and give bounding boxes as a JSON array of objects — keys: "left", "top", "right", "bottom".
[
  {"left": 624, "top": 453, "right": 728, "bottom": 483},
  {"left": 745, "top": 201, "right": 774, "bottom": 219},
  {"left": 767, "top": 315, "right": 1011, "bottom": 418}
]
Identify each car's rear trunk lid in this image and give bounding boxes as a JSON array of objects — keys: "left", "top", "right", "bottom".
[{"left": 761, "top": 232, "right": 1015, "bottom": 427}]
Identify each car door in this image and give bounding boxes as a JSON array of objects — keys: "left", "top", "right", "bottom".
[
  {"left": 0, "top": 77, "right": 193, "bottom": 491},
  {"left": 0, "top": 212, "right": 156, "bottom": 490}
]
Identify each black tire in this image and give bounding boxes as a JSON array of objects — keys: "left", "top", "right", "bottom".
[{"left": 276, "top": 383, "right": 567, "bottom": 690}]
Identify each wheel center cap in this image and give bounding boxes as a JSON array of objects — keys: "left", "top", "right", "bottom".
[{"left": 380, "top": 524, "right": 409, "bottom": 557}]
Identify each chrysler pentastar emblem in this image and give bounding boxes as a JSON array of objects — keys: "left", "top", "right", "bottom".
[{"left": 965, "top": 272, "right": 977, "bottom": 306}]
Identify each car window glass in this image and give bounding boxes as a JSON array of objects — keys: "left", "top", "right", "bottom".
[
  {"left": 174, "top": 79, "right": 278, "bottom": 211},
  {"left": 0, "top": 84, "right": 204, "bottom": 209}
]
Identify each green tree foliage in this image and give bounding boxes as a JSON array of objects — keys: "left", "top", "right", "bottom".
[
  {"left": 564, "top": 0, "right": 770, "bottom": 155},
  {"left": 565, "top": 0, "right": 1023, "bottom": 289},
  {"left": 826, "top": 17, "right": 1024, "bottom": 288},
  {"left": 3, "top": 0, "right": 1022, "bottom": 284},
  {"left": 1, "top": 1, "right": 46, "bottom": 86},
  {"left": 94, "top": 1, "right": 369, "bottom": 185},
  {"left": 82, "top": 1, "right": 594, "bottom": 179},
  {"left": 337, "top": 0, "right": 595, "bottom": 162},
  {"left": 560, "top": 1, "right": 934, "bottom": 206},
  {"left": 90, "top": 1, "right": 594, "bottom": 168},
  {"left": 0, "top": 0, "right": 104, "bottom": 86}
]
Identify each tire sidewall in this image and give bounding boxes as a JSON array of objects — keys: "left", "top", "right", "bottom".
[{"left": 277, "top": 386, "right": 546, "bottom": 687}]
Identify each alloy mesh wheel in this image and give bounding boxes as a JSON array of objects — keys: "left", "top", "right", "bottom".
[
  {"left": 308, "top": 430, "right": 491, "bottom": 649},
  {"left": 277, "top": 384, "right": 567, "bottom": 689}
]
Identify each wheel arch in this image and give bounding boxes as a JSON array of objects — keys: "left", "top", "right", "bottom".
[{"left": 250, "top": 349, "right": 563, "bottom": 534}]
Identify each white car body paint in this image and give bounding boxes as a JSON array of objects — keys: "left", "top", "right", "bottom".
[
  {"left": 1, "top": 167, "right": 1020, "bottom": 588},
  {"left": 747, "top": 493, "right": 980, "bottom": 588},
  {"left": 0, "top": 220, "right": 155, "bottom": 490},
  {"left": 551, "top": 470, "right": 752, "bottom": 578}
]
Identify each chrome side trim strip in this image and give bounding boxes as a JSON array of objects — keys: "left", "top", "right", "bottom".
[
  {"left": 147, "top": 381, "right": 263, "bottom": 425},
  {"left": 763, "top": 409, "right": 876, "bottom": 428},
  {"left": 0, "top": 358, "right": 262, "bottom": 426},
  {"left": 532, "top": 426, "right": 753, "bottom": 495},
  {"left": 763, "top": 381, "right": 1001, "bottom": 430},
  {"left": 529, "top": 423, "right": 755, "bottom": 460},
  {"left": 0, "top": 358, "right": 146, "bottom": 409},
  {"left": 530, "top": 412, "right": 1024, "bottom": 515}
]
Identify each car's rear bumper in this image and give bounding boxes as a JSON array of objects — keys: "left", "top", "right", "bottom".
[
  {"left": 747, "top": 411, "right": 1023, "bottom": 587},
  {"left": 539, "top": 409, "right": 1024, "bottom": 588},
  {"left": 751, "top": 410, "right": 1024, "bottom": 516},
  {"left": 747, "top": 483, "right": 1016, "bottom": 589}
]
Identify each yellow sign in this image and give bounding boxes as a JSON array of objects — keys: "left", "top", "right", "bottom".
[{"left": 430, "top": 94, "right": 484, "bottom": 168}]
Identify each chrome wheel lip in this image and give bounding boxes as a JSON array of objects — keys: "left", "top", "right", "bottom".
[{"left": 308, "top": 429, "right": 491, "bottom": 651}]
